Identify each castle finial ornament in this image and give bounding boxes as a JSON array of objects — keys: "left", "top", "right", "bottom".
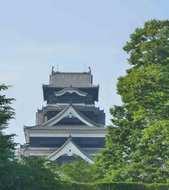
[
  {"left": 88, "top": 66, "right": 91, "bottom": 73},
  {"left": 52, "top": 66, "right": 55, "bottom": 74}
]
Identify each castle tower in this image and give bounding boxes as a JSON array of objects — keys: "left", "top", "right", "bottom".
[{"left": 21, "top": 68, "right": 106, "bottom": 163}]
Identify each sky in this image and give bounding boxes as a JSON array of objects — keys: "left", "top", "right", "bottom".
[{"left": 0, "top": 0, "right": 168, "bottom": 144}]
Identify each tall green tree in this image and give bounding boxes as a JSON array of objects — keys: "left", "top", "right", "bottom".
[
  {"left": 97, "top": 20, "right": 169, "bottom": 183},
  {"left": 0, "top": 84, "right": 15, "bottom": 160},
  {"left": 0, "top": 84, "right": 16, "bottom": 190}
]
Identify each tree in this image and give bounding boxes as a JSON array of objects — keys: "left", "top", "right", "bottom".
[
  {"left": 137, "top": 120, "right": 169, "bottom": 182},
  {"left": 96, "top": 20, "right": 169, "bottom": 183},
  {"left": 0, "top": 84, "right": 15, "bottom": 160},
  {"left": 0, "top": 84, "right": 17, "bottom": 190},
  {"left": 57, "top": 159, "right": 99, "bottom": 183},
  {"left": 14, "top": 157, "right": 61, "bottom": 190}
]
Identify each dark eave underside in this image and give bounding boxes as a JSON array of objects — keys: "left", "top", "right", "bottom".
[{"left": 43, "top": 85, "right": 99, "bottom": 101}]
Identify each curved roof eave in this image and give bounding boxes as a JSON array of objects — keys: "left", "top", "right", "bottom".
[{"left": 41, "top": 104, "right": 104, "bottom": 128}]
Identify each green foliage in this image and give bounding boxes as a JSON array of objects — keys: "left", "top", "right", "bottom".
[
  {"left": 0, "top": 84, "right": 15, "bottom": 127},
  {"left": 0, "top": 84, "right": 15, "bottom": 161},
  {"left": 63, "top": 182, "right": 169, "bottom": 190},
  {"left": 13, "top": 157, "right": 61, "bottom": 190},
  {"left": 0, "top": 84, "right": 17, "bottom": 190},
  {"left": 96, "top": 19, "right": 169, "bottom": 183},
  {"left": 55, "top": 160, "right": 100, "bottom": 183},
  {"left": 124, "top": 20, "right": 169, "bottom": 66},
  {"left": 0, "top": 156, "right": 62, "bottom": 190}
]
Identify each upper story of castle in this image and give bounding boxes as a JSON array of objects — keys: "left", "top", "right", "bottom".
[
  {"left": 43, "top": 68, "right": 99, "bottom": 105},
  {"left": 35, "top": 67, "right": 105, "bottom": 127}
]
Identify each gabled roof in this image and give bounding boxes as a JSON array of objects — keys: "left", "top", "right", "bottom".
[
  {"left": 42, "top": 104, "right": 103, "bottom": 128},
  {"left": 47, "top": 137, "right": 94, "bottom": 164}
]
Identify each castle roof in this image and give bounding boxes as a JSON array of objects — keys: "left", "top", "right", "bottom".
[
  {"left": 49, "top": 70, "right": 93, "bottom": 88},
  {"left": 47, "top": 137, "right": 94, "bottom": 164},
  {"left": 41, "top": 104, "right": 104, "bottom": 128}
]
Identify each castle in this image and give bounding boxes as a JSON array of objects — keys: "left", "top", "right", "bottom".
[{"left": 21, "top": 68, "right": 106, "bottom": 163}]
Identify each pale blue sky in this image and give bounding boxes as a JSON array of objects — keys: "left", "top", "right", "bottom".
[{"left": 0, "top": 0, "right": 168, "bottom": 144}]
